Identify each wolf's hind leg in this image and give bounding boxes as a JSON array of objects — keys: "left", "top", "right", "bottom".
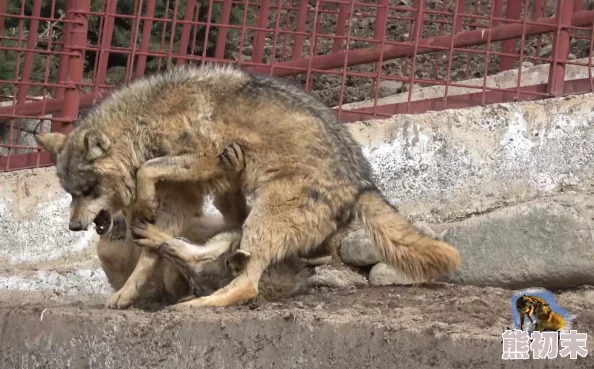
[
  {"left": 174, "top": 200, "right": 335, "bottom": 308},
  {"left": 131, "top": 220, "right": 243, "bottom": 294},
  {"left": 131, "top": 220, "right": 202, "bottom": 282}
]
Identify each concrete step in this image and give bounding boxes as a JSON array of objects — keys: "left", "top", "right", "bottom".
[{"left": 1, "top": 285, "right": 592, "bottom": 369}]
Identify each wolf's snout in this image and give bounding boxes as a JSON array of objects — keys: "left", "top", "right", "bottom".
[{"left": 69, "top": 221, "right": 84, "bottom": 231}]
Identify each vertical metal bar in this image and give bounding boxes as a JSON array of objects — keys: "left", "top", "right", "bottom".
[
  {"left": 547, "top": 0, "right": 574, "bottom": 97},
  {"left": 442, "top": 0, "right": 459, "bottom": 108},
  {"left": 15, "top": 0, "right": 43, "bottom": 108},
  {"left": 303, "top": 0, "right": 321, "bottom": 91},
  {"left": 332, "top": 2, "right": 349, "bottom": 53},
  {"left": 368, "top": 0, "right": 389, "bottom": 120},
  {"left": 0, "top": 0, "right": 7, "bottom": 38},
  {"left": 126, "top": 0, "right": 144, "bottom": 82},
  {"left": 499, "top": 0, "right": 522, "bottom": 71},
  {"left": 156, "top": 0, "right": 171, "bottom": 71},
  {"left": 214, "top": 0, "right": 233, "bottom": 59},
  {"left": 406, "top": 0, "right": 425, "bottom": 113},
  {"left": 53, "top": 0, "right": 74, "bottom": 130},
  {"left": 95, "top": 0, "right": 118, "bottom": 88},
  {"left": 336, "top": 0, "right": 355, "bottom": 118},
  {"left": 176, "top": 0, "right": 196, "bottom": 65},
  {"left": 292, "top": 0, "right": 308, "bottom": 60},
  {"left": 588, "top": 11, "right": 594, "bottom": 92},
  {"left": 514, "top": 0, "right": 530, "bottom": 101},
  {"left": 369, "top": 0, "right": 388, "bottom": 99},
  {"left": 433, "top": 0, "right": 448, "bottom": 79},
  {"left": 61, "top": 0, "right": 90, "bottom": 128},
  {"left": 2, "top": 0, "right": 25, "bottom": 169},
  {"left": 268, "top": 0, "right": 284, "bottom": 74},
  {"left": 533, "top": 0, "right": 544, "bottom": 59},
  {"left": 235, "top": 0, "right": 249, "bottom": 67},
  {"left": 480, "top": 0, "right": 496, "bottom": 105},
  {"left": 307, "top": 0, "right": 324, "bottom": 88},
  {"left": 165, "top": 0, "right": 180, "bottom": 69},
  {"left": 492, "top": 0, "right": 505, "bottom": 25},
  {"left": 403, "top": 0, "right": 418, "bottom": 81},
  {"left": 252, "top": 0, "right": 271, "bottom": 63},
  {"left": 135, "top": 0, "right": 155, "bottom": 79},
  {"left": 454, "top": 0, "right": 465, "bottom": 33},
  {"left": 189, "top": 0, "right": 201, "bottom": 56},
  {"left": 199, "top": 0, "right": 215, "bottom": 65},
  {"left": 33, "top": 0, "right": 60, "bottom": 168},
  {"left": 463, "top": 0, "right": 479, "bottom": 80},
  {"left": 280, "top": 1, "right": 291, "bottom": 61}
]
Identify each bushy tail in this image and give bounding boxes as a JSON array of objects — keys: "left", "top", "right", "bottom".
[{"left": 355, "top": 190, "right": 461, "bottom": 283}]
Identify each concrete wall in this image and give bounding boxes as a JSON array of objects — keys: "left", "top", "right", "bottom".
[{"left": 2, "top": 92, "right": 594, "bottom": 297}]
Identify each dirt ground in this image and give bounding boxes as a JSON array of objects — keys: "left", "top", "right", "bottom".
[
  {"left": 1, "top": 283, "right": 593, "bottom": 368},
  {"left": 2, "top": 282, "right": 593, "bottom": 339}
]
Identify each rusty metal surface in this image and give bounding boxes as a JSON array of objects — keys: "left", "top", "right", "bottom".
[{"left": 0, "top": 0, "right": 592, "bottom": 171}]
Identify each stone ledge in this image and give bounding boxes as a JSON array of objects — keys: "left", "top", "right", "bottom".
[{"left": 1, "top": 285, "right": 593, "bottom": 369}]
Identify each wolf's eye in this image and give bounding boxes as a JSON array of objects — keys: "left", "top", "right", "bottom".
[{"left": 82, "top": 187, "right": 93, "bottom": 197}]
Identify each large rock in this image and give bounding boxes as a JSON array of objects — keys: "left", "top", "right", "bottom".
[
  {"left": 368, "top": 263, "right": 416, "bottom": 286},
  {"left": 308, "top": 266, "right": 369, "bottom": 289},
  {"left": 443, "top": 195, "right": 594, "bottom": 289},
  {"left": 339, "top": 227, "right": 382, "bottom": 267}
]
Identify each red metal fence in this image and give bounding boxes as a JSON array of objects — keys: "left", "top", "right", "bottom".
[{"left": 0, "top": 0, "right": 593, "bottom": 171}]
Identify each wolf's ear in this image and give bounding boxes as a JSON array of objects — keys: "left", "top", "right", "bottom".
[
  {"left": 226, "top": 249, "right": 251, "bottom": 275},
  {"left": 35, "top": 132, "right": 67, "bottom": 154},
  {"left": 84, "top": 129, "right": 111, "bottom": 161}
]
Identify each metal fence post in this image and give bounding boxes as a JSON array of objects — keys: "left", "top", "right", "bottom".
[
  {"left": 60, "top": 0, "right": 91, "bottom": 131},
  {"left": 547, "top": 0, "right": 574, "bottom": 97}
]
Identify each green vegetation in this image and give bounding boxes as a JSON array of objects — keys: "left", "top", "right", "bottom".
[{"left": 0, "top": 0, "right": 250, "bottom": 96}]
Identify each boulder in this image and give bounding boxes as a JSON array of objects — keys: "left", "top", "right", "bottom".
[
  {"left": 368, "top": 263, "right": 416, "bottom": 286},
  {"left": 339, "top": 227, "right": 382, "bottom": 267},
  {"left": 443, "top": 195, "right": 594, "bottom": 290}
]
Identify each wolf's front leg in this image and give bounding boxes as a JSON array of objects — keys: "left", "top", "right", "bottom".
[
  {"left": 134, "top": 143, "right": 246, "bottom": 222},
  {"left": 105, "top": 247, "right": 160, "bottom": 309}
]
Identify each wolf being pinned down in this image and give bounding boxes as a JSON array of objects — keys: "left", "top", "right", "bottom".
[{"left": 36, "top": 64, "right": 462, "bottom": 308}]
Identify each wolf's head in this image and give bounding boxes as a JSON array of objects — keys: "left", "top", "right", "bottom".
[{"left": 35, "top": 128, "right": 137, "bottom": 235}]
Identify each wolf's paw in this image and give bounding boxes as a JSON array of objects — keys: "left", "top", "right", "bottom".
[
  {"left": 130, "top": 219, "right": 172, "bottom": 250},
  {"left": 106, "top": 287, "right": 137, "bottom": 310},
  {"left": 132, "top": 192, "right": 159, "bottom": 224},
  {"left": 133, "top": 203, "right": 158, "bottom": 225},
  {"left": 167, "top": 296, "right": 211, "bottom": 310},
  {"left": 220, "top": 143, "right": 245, "bottom": 172}
]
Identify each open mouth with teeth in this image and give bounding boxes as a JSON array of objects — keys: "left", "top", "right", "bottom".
[{"left": 93, "top": 210, "right": 113, "bottom": 235}]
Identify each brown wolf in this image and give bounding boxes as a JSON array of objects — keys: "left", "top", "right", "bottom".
[
  {"left": 95, "top": 143, "right": 328, "bottom": 306},
  {"left": 534, "top": 300, "right": 565, "bottom": 332},
  {"left": 515, "top": 295, "right": 547, "bottom": 330},
  {"left": 36, "top": 64, "right": 461, "bottom": 308}
]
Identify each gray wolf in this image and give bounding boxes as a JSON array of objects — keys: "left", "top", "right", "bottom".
[
  {"left": 127, "top": 219, "right": 331, "bottom": 303},
  {"left": 36, "top": 64, "right": 461, "bottom": 308}
]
